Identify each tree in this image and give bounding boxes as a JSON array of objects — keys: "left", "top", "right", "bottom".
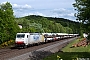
[
  {"left": 0, "top": 2, "right": 20, "bottom": 44},
  {"left": 73, "top": 0, "right": 90, "bottom": 38}
]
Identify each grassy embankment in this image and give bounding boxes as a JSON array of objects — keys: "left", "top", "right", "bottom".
[{"left": 43, "top": 38, "right": 90, "bottom": 60}]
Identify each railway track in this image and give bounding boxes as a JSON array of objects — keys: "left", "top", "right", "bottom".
[{"left": 0, "top": 37, "right": 78, "bottom": 60}]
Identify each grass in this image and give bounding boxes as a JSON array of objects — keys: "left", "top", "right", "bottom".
[
  {"left": 43, "top": 38, "right": 90, "bottom": 60},
  {"left": 62, "top": 38, "right": 90, "bottom": 52},
  {"left": 43, "top": 52, "right": 90, "bottom": 60}
]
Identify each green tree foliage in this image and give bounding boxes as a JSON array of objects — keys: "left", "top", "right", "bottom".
[
  {"left": 47, "top": 17, "right": 80, "bottom": 33},
  {"left": 73, "top": 0, "right": 90, "bottom": 31},
  {"left": 0, "top": 2, "right": 20, "bottom": 44},
  {"left": 73, "top": 0, "right": 90, "bottom": 38},
  {"left": 15, "top": 15, "right": 79, "bottom": 34}
]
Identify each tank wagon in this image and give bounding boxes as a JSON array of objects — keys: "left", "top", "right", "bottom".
[{"left": 15, "top": 33, "right": 79, "bottom": 48}]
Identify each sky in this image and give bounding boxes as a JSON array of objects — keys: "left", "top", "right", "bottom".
[{"left": 0, "top": 0, "right": 76, "bottom": 21}]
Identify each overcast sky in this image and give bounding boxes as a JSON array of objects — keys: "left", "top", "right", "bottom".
[{"left": 0, "top": 0, "right": 76, "bottom": 21}]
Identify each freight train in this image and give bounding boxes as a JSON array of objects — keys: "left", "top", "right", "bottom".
[{"left": 15, "top": 33, "right": 79, "bottom": 48}]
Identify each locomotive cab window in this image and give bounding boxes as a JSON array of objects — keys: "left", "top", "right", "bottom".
[{"left": 16, "top": 34, "right": 25, "bottom": 38}]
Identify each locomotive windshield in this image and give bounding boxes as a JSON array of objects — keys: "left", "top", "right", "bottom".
[{"left": 16, "top": 34, "right": 25, "bottom": 38}]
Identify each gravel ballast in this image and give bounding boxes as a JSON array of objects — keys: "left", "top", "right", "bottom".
[{"left": 8, "top": 37, "right": 77, "bottom": 60}]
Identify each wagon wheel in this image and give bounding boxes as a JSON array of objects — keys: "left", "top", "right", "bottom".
[{"left": 23, "top": 45, "right": 27, "bottom": 49}]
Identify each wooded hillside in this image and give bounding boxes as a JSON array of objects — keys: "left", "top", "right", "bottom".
[{"left": 15, "top": 15, "right": 80, "bottom": 34}]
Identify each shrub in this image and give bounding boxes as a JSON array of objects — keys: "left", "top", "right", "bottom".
[{"left": 0, "top": 40, "right": 15, "bottom": 48}]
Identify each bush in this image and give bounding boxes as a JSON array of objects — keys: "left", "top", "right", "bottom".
[{"left": 0, "top": 40, "right": 15, "bottom": 48}]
